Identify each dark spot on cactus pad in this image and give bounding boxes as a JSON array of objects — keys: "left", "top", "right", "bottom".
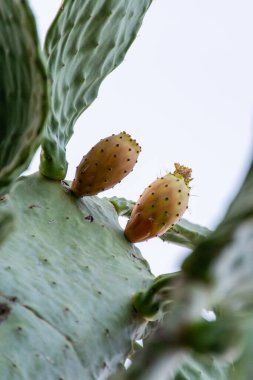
[
  {"left": 66, "top": 335, "right": 73, "bottom": 343},
  {"left": 178, "top": 202, "right": 181, "bottom": 205},
  {"left": 104, "top": 328, "right": 110, "bottom": 336},
  {"left": 28, "top": 204, "right": 40, "bottom": 209},
  {"left": 85, "top": 215, "right": 94, "bottom": 222},
  {"left": 0, "top": 303, "right": 11, "bottom": 323},
  {"left": 100, "top": 149, "right": 104, "bottom": 152},
  {"left": 164, "top": 184, "right": 168, "bottom": 187},
  {"left": 178, "top": 189, "right": 182, "bottom": 192},
  {"left": 176, "top": 213, "right": 179, "bottom": 217},
  {"left": 8, "top": 296, "right": 18, "bottom": 303},
  {"left": 165, "top": 197, "right": 169, "bottom": 201},
  {"left": 113, "top": 154, "right": 117, "bottom": 158},
  {"left": 127, "top": 158, "right": 130, "bottom": 161}
]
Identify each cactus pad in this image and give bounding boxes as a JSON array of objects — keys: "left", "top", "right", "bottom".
[
  {"left": 0, "top": 173, "right": 153, "bottom": 379},
  {"left": 40, "top": 0, "right": 152, "bottom": 179},
  {"left": 0, "top": 0, "right": 48, "bottom": 195}
]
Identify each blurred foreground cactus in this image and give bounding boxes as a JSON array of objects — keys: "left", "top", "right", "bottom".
[{"left": 1, "top": 1, "right": 253, "bottom": 379}]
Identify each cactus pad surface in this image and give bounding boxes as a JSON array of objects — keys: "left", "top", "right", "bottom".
[{"left": 0, "top": 173, "right": 153, "bottom": 379}]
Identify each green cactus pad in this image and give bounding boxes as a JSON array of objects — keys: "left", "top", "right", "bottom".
[
  {"left": 0, "top": 173, "right": 153, "bottom": 379},
  {"left": 161, "top": 218, "right": 211, "bottom": 249},
  {"left": 0, "top": 0, "right": 48, "bottom": 195},
  {"left": 40, "top": 0, "right": 152, "bottom": 179}
]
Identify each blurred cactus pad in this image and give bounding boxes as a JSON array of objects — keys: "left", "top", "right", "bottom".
[{"left": 1, "top": 1, "right": 253, "bottom": 379}]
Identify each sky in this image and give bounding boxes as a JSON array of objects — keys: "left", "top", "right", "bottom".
[{"left": 27, "top": 0, "right": 253, "bottom": 276}]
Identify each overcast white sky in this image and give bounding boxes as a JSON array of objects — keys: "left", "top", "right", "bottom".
[{"left": 27, "top": 0, "right": 253, "bottom": 275}]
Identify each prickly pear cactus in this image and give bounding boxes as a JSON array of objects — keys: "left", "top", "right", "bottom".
[
  {"left": 0, "top": 1, "right": 155, "bottom": 378},
  {"left": 1, "top": 0, "right": 253, "bottom": 379}
]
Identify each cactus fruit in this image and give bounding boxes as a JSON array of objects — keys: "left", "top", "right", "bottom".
[
  {"left": 124, "top": 163, "right": 192, "bottom": 243},
  {"left": 71, "top": 132, "right": 141, "bottom": 197}
]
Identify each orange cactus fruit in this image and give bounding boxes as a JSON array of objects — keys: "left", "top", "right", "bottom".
[
  {"left": 124, "top": 163, "right": 192, "bottom": 243},
  {"left": 71, "top": 132, "right": 141, "bottom": 197}
]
